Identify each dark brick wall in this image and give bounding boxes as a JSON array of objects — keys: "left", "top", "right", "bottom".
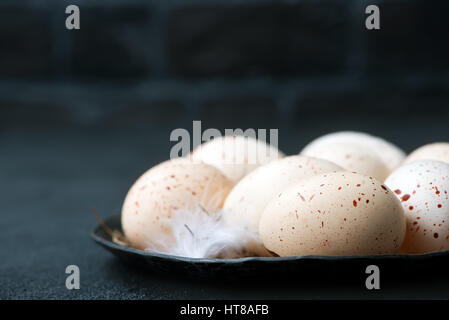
[
  {"left": 0, "top": 0, "right": 448, "bottom": 131},
  {"left": 166, "top": 2, "right": 350, "bottom": 77}
]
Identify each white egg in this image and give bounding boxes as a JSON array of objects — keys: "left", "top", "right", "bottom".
[
  {"left": 301, "top": 142, "right": 390, "bottom": 181},
  {"left": 385, "top": 160, "right": 449, "bottom": 254},
  {"left": 404, "top": 143, "right": 449, "bottom": 165},
  {"left": 223, "top": 156, "right": 343, "bottom": 253},
  {"left": 191, "top": 135, "right": 285, "bottom": 184},
  {"left": 301, "top": 131, "right": 405, "bottom": 172},
  {"left": 121, "top": 159, "right": 233, "bottom": 250}
]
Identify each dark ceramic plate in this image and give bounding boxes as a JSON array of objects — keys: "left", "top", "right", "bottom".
[{"left": 91, "top": 215, "right": 449, "bottom": 280}]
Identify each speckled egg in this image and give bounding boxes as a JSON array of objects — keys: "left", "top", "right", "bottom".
[
  {"left": 259, "top": 172, "right": 406, "bottom": 256},
  {"left": 223, "top": 156, "right": 343, "bottom": 251},
  {"left": 404, "top": 143, "right": 449, "bottom": 165},
  {"left": 190, "top": 135, "right": 285, "bottom": 184},
  {"left": 121, "top": 159, "right": 233, "bottom": 250},
  {"left": 385, "top": 160, "right": 449, "bottom": 254},
  {"left": 301, "top": 142, "right": 390, "bottom": 181},
  {"left": 301, "top": 131, "right": 405, "bottom": 172}
]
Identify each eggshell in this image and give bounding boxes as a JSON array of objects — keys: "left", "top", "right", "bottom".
[
  {"left": 191, "top": 135, "right": 285, "bottom": 184},
  {"left": 223, "top": 156, "right": 343, "bottom": 244},
  {"left": 301, "top": 142, "right": 390, "bottom": 181},
  {"left": 385, "top": 160, "right": 449, "bottom": 254},
  {"left": 259, "top": 172, "right": 406, "bottom": 256},
  {"left": 404, "top": 143, "right": 449, "bottom": 165},
  {"left": 121, "top": 159, "right": 233, "bottom": 250},
  {"left": 301, "top": 131, "right": 405, "bottom": 172}
]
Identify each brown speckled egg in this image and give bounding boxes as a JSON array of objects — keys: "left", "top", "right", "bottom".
[
  {"left": 404, "top": 143, "right": 449, "bottom": 165},
  {"left": 121, "top": 159, "right": 233, "bottom": 250},
  {"left": 385, "top": 160, "right": 449, "bottom": 254},
  {"left": 190, "top": 135, "right": 284, "bottom": 184},
  {"left": 301, "top": 142, "right": 390, "bottom": 181},
  {"left": 259, "top": 172, "right": 406, "bottom": 256},
  {"left": 223, "top": 156, "right": 343, "bottom": 251},
  {"left": 301, "top": 131, "right": 405, "bottom": 172}
]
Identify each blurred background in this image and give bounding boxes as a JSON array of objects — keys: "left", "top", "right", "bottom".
[{"left": 1, "top": 0, "right": 449, "bottom": 299}]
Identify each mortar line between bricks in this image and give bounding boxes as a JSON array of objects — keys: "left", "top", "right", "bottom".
[
  {"left": 50, "top": 3, "right": 72, "bottom": 80},
  {"left": 0, "top": 72, "right": 448, "bottom": 106},
  {"left": 145, "top": 5, "right": 169, "bottom": 77},
  {"left": 0, "top": 72, "right": 448, "bottom": 91},
  {"left": 345, "top": 0, "right": 369, "bottom": 75},
  {"left": 0, "top": 0, "right": 357, "bottom": 8}
]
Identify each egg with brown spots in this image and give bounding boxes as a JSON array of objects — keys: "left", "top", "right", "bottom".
[
  {"left": 404, "top": 142, "right": 449, "bottom": 165},
  {"left": 259, "top": 172, "right": 406, "bottom": 256},
  {"left": 385, "top": 160, "right": 449, "bottom": 254},
  {"left": 223, "top": 156, "right": 343, "bottom": 253},
  {"left": 121, "top": 159, "right": 233, "bottom": 250},
  {"left": 190, "top": 135, "right": 285, "bottom": 184}
]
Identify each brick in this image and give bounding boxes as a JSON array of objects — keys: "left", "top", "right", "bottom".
[
  {"left": 291, "top": 79, "right": 449, "bottom": 128},
  {"left": 0, "top": 7, "right": 52, "bottom": 78},
  {"left": 166, "top": 2, "right": 350, "bottom": 77},
  {"left": 0, "top": 101, "right": 75, "bottom": 129},
  {"left": 364, "top": 0, "right": 449, "bottom": 72},
  {"left": 102, "top": 99, "right": 187, "bottom": 128},
  {"left": 197, "top": 95, "right": 277, "bottom": 129},
  {"left": 70, "top": 6, "right": 151, "bottom": 79}
]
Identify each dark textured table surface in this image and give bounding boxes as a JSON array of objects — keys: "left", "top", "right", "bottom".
[
  {"left": 2, "top": 123, "right": 449, "bottom": 300},
  {"left": 1, "top": 0, "right": 449, "bottom": 300}
]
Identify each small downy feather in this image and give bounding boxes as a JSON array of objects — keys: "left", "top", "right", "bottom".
[{"left": 144, "top": 206, "right": 262, "bottom": 259}]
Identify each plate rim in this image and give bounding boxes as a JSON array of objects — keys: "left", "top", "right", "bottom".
[{"left": 91, "top": 215, "right": 449, "bottom": 264}]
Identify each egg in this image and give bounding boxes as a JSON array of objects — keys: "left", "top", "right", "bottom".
[
  {"left": 301, "top": 131, "right": 405, "bottom": 172},
  {"left": 301, "top": 142, "right": 390, "bottom": 181},
  {"left": 121, "top": 159, "right": 233, "bottom": 250},
  {"left": 223, "top": 156, "right": 343, "bottom": 252},
  {"left": 385, "top": 160, "right": 449, "bottom": 254},
  {"left": 190, "top": 135, "right": 285, "bottom": 184},
  {"left": 404, "top": 143, "right": 449, "bottom": 165},
  {"left": 259, "top": 172, "right": 406, "bottom": 256}
]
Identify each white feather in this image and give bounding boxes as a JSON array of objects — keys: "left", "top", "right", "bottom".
[{"left": 144, "top": 207, "right": 263, "bottom": 259}]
